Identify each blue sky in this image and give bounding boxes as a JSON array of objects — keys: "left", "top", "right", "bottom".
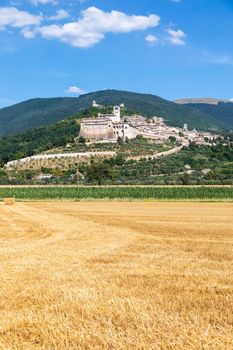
[{"left": 0, "top": 0, "right": 232, "bottom": 107}]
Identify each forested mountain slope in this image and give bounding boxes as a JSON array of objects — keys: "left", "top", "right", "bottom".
[
  {"left": 184, "top": 102, "right": 233, "bottom": 130},
  {"left": 0, "top": 90, "right": 227, "bottom": 136}
]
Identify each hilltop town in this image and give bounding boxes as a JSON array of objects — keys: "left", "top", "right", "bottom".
[
  {"left": 1, "top": 99, "right": 232, "bottom": 186},
  {"left": 79, "top": 101, "right": 218, "bottom": 145},
  {"left": 5, "top": 100, "right": 220, "bottom": 173}
]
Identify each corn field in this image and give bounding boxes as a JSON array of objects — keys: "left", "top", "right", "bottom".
[{"left": 0, "top": 186, "right": 232, "bottom": 200}]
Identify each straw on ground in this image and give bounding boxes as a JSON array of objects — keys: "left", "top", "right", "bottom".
[{"left": 0, "top": 201, "right": 232, "bottom": 349}]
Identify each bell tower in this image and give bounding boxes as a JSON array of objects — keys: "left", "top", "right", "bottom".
[{"left": 113, "top": 106, "right": 121, "bottom": 121}]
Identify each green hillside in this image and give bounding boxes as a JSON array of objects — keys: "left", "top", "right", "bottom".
[
  {"left": 184, "top": 102, "right": 233, "bottom": 131},
  {"left": 0, "top": 116, "right": 80, "bottom": 166},
  {"left": 0, "top": 98, "right": 85, "bottom": 137},
  {"left": 0, "top": 90, "right": 226, "bottom": 137}
]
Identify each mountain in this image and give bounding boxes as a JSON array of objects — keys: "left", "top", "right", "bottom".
[
  {"left": 0, "top": 90, "right": 228, "bottom": 137},
  {"left": 0, "top": 116, "right": 80, "bottom": 166},
  {"left": 0, "top": 97, "right": 86, "bottom": 137},
  {"left": 182, "top": 102, "right": 233, "bottom": 130},
  {"left": 175, "top": 98, "right": 227, "bottom": 105}
]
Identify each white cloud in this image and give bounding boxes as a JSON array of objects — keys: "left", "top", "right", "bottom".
[
  {"left": 48, "top": 9, "right": 69, "bottom": 21},
  {"left": 202, "top": 52, "right": 233, "bottom": 65},
  {"left": 31, "top": 0, "right": 58, "bottom": 5},
  {"left": 66, "top": 86, "right": 86, "bottom": 95},
  {"left": 211, "top": 55, "right": 232, "bottom": 65},
  {"left": 167, "top": 28, "right": 186, "bottom": 46},
  {"left": 37, "top": 6, "right": 160, "bottom": 48},
  {"left": 21, "top": 26, "right": 36, "bottom": 38},
  {"left": 145, "top": 34, "right": 158, "bottom": 45},
  {"left": 0, "top": 7, "right": 41, "bottom": 29}
]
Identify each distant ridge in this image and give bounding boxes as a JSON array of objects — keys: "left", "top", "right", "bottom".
[
  {"left": 175, "top": 98, "right": 227, "bottom": 105},
  {"left": 0, "top": 90, "right": 230, "bottom": 137}
]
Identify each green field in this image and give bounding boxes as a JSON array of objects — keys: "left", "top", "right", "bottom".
[{"left": 0, "top": 186, "right": 232, "bottom": 200}]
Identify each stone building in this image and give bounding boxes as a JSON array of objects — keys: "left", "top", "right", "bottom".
[
  {"left": 79, "top": 105, "right": 134, "bottom": 141},
  {"left": 79, "top": 118, "right": 115, "bottom": 141},
  {"left": 92, "top": 100, "right": 102, "bottom": 108}
]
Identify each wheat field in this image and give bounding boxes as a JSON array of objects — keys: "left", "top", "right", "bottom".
[{"left": 0, "top": 201, "right": 233, "bottom": 349}]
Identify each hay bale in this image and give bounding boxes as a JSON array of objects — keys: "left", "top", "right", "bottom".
[{"left": 4, "top": 198, "right": 15, "bottom": 206}]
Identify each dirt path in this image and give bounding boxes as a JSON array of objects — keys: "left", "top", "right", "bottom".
[{"left": 127, "top": 145, "right": 183, "bottom": 161}]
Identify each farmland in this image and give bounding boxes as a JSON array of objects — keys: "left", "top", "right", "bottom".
[
  {"left": 0, "top": 201, "right": 233, "bottom": 349},
  {"left": 2, "top": 141, "right": 232, "bottom": 186},
  {"left": 0, "top": 185, "right": 232, "bottom": 200}
]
